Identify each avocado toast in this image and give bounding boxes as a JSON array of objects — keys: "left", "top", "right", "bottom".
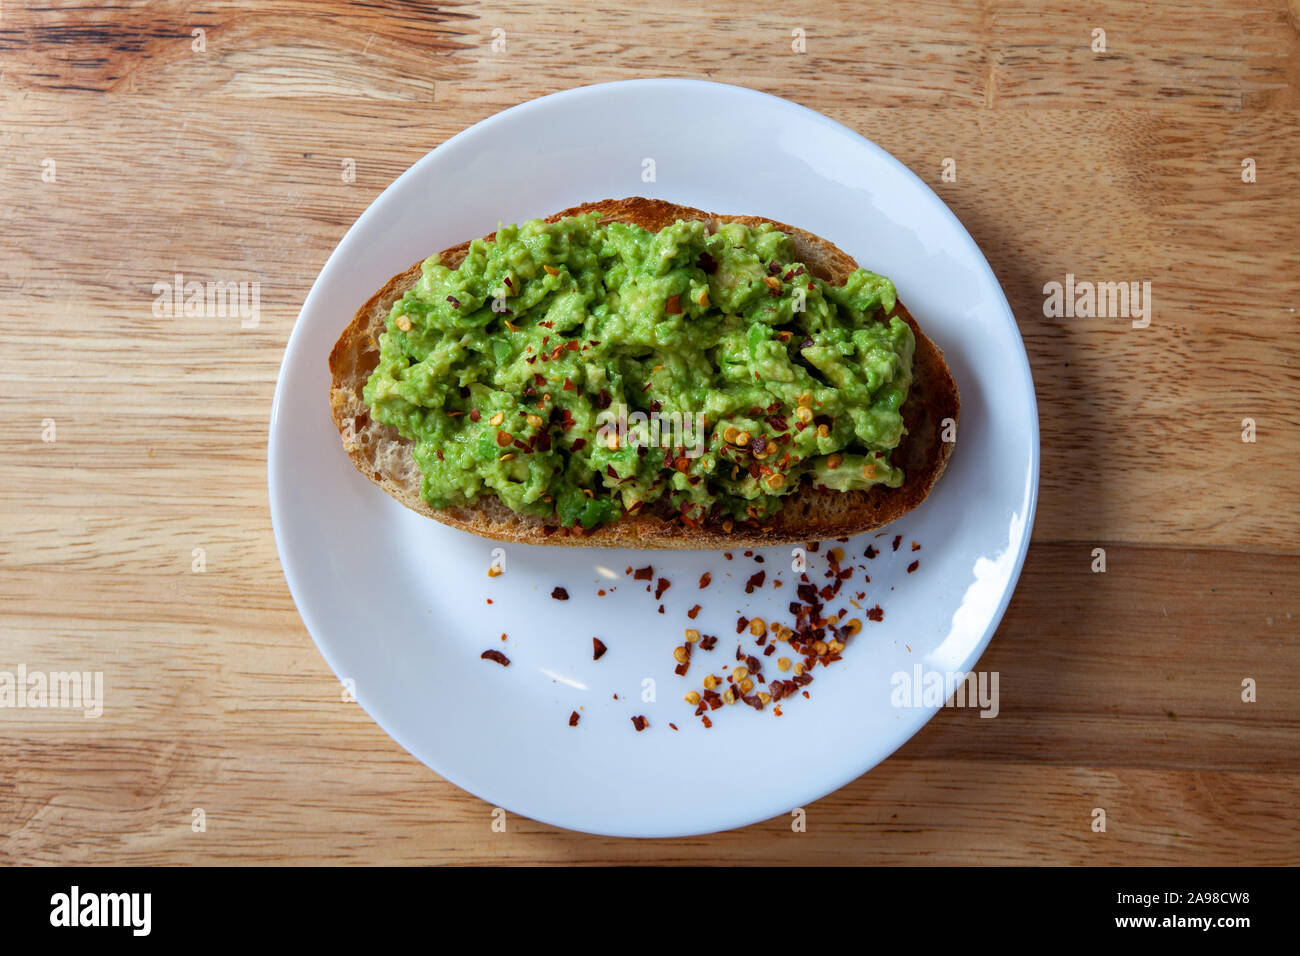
[{"left": 328, "top": 197, "right": 959, "bottom": 548}]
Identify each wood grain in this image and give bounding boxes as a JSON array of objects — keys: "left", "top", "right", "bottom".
[{"left": 0, "top": 0, "right": 1297, "bottom": 864}]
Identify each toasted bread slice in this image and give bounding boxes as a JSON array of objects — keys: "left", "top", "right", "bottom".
[{"left": 328, "top": 198, "right": 959, "bottom": 549}]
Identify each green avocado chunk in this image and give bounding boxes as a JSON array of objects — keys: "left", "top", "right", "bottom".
[{"left": 362, "top": 212, "right": 914, "bottom": 529}]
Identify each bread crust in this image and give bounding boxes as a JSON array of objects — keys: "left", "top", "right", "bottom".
[{"left": 327, "top": 198, "right": 959, "bottom": 548}]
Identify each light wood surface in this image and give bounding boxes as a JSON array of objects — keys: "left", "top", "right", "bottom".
[{"left": 1, "top": 0, "right": 1297, "bottom": 864}]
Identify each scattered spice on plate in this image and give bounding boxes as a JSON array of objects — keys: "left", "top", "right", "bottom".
[
  {"left": 481, "top": 649, "right": 510, "bottom": 667},
  {"left": 551, "top": 586, "right": 569, "bottom": 600},
  {"left": 631, "top": 715, "right": 648, "bottom": 732},
  {"left": 568, "top": 711, "right": 580, "bottom": 726},
  {"left": 592, "top": 638, "right": 608, "bottom": 660}
]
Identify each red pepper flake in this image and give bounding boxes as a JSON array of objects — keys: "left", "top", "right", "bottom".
[
  {"left": 631, "top": 715, "right": 649, "bottom": 732},
  {"left": 568, "top": 711, "right": 580, "bottom": 726},
  {"left": 551, "top": 586, "right": 570, "bottom": 600},
  {"left": 698, "top": 572, "right": 712, "bottom": 589},
  {"left": 907, "top": 560, "right": 919, "bottom": 573},
  {"left": 912, "top": 541, "right": 921, "bottom": 551},
  {"left": 669, "top": 723, "right": 678, "bottom": 731},
  {"left": 736, "top": 615, "right": 749, "bottom": 634},
  {"left": 469, "top": 408, "right": 481, "bottom": 422},
  {"left": 665, "top": 294, "right": 682, "bottom": 315},
  {"left": 570, "top": 438, "right": 587, "bottom": 452},
  {"left": 699, "top": 635, "right": 717, "bottom": 651},
  {"left": 496, "top": 430, "right": 512, "bottom": 447},
  {"left": 701, "top": 715, "right": 713, "bottom": 728},
  {"left": 446, "top": 295, "right": 460, "bottom": 309},
  {"left": 481, "top": 649, "right": 510, "bottom": 666},
  {"left": 892, "top": 535, "right": 902, "bottom": 552},
  {"left": 563, "top": 376, "right": 574, "bottom": 391},
  {"left": 744, "top": 571, "right": 766, "bottom": 594},
  {"left": 592, "top": 637, "right": 607, "bottom": 660},
  {"left": 633, "top": 565, "right": 654, "bottom": 581},
  {"left": 687, "top": 604, "right": 701, "bottom": 619},
  {"left": 655, "top": 577, "right": 671, "bottom": 599},
  {"left": 867, "top": 605, "right": 884, "bottom": 622},
  {"left": 864, "top": 544, "right": 878, "bottom": 559}
]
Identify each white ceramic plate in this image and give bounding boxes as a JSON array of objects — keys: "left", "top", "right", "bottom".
[{"left": 268, "top": 79, "right": 1038, "bottom": 838}]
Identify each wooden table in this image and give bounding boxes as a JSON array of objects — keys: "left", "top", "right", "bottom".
[{"left": 1, "top": 0, "right": 1296, "bottom": 865}]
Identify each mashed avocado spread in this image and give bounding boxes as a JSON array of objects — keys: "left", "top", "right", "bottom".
[{"left": 362, "top": 212, "right": 914, "bottom": 530}]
